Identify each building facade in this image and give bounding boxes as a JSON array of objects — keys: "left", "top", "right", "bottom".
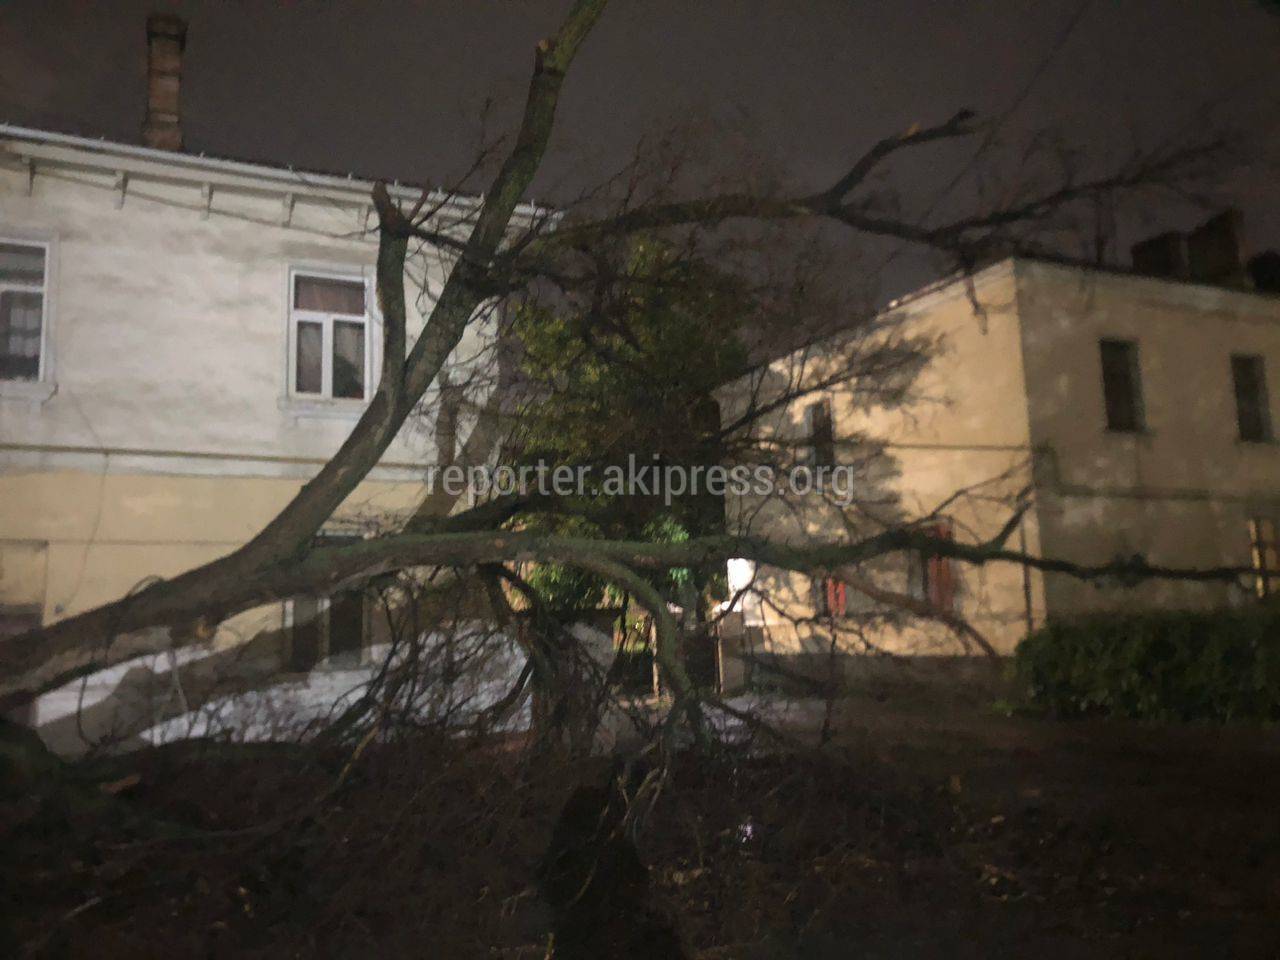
[
  {"left": 720, "top": 250, "right": 1280, "bottom": 673},
  {"left": 0, "top": 123, "right": 526, "bottom": 701}
]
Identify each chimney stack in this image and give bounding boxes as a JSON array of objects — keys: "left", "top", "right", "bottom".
[
  {"left": 1130, "top": 209, "right": 1251, "bottom": 288},
  {"left": 1131, "top": 231, "right": 1188, "bottom": 280},
  {"left": 142, "top": 13, "right": 187, "bottom": 151},
  {"left": 1187, "top": 209, "right": 1246, "bottom": 286},
  {"left": 1248, "top": 251, "right": 1280, "bottom": 294}
]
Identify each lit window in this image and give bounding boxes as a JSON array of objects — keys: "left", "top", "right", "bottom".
[
  {"left": 1099, "top": 338, "right": 1144, "bottom": 433},
  {"left": 0, "top": 240, "right": 48, "bottom": 382},
  {"left": 1231, "top": 354, "right": 1272, "bottom": 443},
  {"left": 1248, "top": 518, "right": 1279, "bottom": 599},
  {"left": 289, "top": 271, "right": 371, "bottom": 401}
]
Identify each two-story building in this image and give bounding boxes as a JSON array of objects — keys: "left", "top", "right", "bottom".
[
  {"left": 0, "top": 18, "right": 537, "bottom": 737},
  {"left": 720, "top": 217, "right": 1280, "bottom": 681}
]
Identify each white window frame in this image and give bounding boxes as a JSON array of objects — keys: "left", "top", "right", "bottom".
[
  {"left": 0, "top": 231, "right": 57, "bottom": 402},
  {"left": 285, "top": 264, "right": 376, "bottom": 406}
]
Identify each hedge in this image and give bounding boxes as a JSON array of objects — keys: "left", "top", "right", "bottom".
[{"left": 1014, "top": 605, "right": 1280, "bottom": 722}]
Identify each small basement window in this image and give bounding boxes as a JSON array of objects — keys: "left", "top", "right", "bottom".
[
  {"left": 289, "top": 270, "right": 372, "bottom": 401},
  {"left": 0, "top": 240, "right": 48, "bottom": 383},
  {"left": 1099, "top": 338, "right": 1145, "bottom": 433},
  {"left": 1231, "top": 354, "right": 1272, "bottom": 443}
]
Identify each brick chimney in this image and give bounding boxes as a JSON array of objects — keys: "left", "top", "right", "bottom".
[{"left": 141, "top": 13, "right": 187, "bottom": 151}]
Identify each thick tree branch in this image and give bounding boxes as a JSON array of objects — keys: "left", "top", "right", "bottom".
[
  {"left": 2, "top": 0, "right": 610, "bottom": 708},
  {"left": 818, "top": 109, "right": 977, "bottom": 206},
  {"left": 515, "top": 124, "right": 1222, "bottom": 268},
  {"left": 2, "top": 519, "right": 1250, "bottom": 710}
]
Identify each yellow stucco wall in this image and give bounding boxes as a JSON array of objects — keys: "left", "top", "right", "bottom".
[
  {"left": 0, "top": 468, "right": 427, "bottom": 634},
  {"left": 1017, "top": 261, "right": 1280, "bottom": 615},
  {"left": 722, "top": 262, "right": 1045, "bottom": 658},
  {"left": 721, "top": 257, "right": 1280, "bottom": 661}
]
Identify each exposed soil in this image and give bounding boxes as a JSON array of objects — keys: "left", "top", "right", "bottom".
[{"left": 5, "top": 690, "right": 1280, "bottom": 958}]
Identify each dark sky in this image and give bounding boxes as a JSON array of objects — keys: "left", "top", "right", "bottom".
[{"left": 2, "top": 0, "right": 1278, "bottom": 301}]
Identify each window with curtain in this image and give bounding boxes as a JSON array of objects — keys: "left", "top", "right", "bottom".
[
  {"left": 0, "top": 241, "right": 47, "bottom": 382},
  {"left": 290, "top": 271, "right": 370, "bottom": 400}
]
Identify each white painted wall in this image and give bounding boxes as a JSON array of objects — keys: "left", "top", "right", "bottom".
[{"left": 0, "top": 130, "right": 499, "bottom": 481}]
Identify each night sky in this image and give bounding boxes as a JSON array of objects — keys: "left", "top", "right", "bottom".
[{"left": 2, "top": 0, "right": 1278, "bottom": 302}]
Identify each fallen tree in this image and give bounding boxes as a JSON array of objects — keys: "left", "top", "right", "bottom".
[{"left": 1, "top": 0, "right": 1238, "bottom": 734}]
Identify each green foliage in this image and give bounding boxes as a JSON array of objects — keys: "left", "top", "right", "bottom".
[
  {"left": 521, "top": 515, "right": 608, "bottom": 615},
  {"left": 521, "top": 515, "right": 700, "bottom": 616},
  {"left": 514, "top": 238, "right": 751, "bottom": 615},
  {"left": 1014, "top": 605, "right": 1280, "bottom": 722},
  {"left": 512, "top": 237, "right": 749, "bottom": 488}
]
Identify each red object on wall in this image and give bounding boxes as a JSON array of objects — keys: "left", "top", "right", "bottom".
[
  {"left": 925, "top": 522, "right": 955, "bottom": 611},
  {"left": 824, "top": 578, "right": 847, "bottom": 617}
]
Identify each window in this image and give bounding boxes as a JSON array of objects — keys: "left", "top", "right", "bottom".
[
  {"left": 0, "top": 240, "right": 48, "bottom": 382},
  {"left": 1099, "top": 338, "right": 1144, "bottom": 432},
  {"left": 805, "top": 397, "right": 835, "bottom": 467},
  {"left": 813, "top": 576, "right": 847, "bottom": 618},
  {"left": 288, "top": 532, "right": 371, "bottom": 670},
  {"left": 0, "top": 605, "right": 41, "bottom": 724},
  {"left": 1248, "top": 518, "right": 1279, "bottom": 599},
  {"left": 908, "top": 522, "right": 957, "bottom": 613},
  {"left": 1231, "top": 354, "right": 1272, "bottom": 442},
  {"left": 289, "top": 589, "right": 368, "bottom": 671},
  {"left": 289, "top": 270, "right": 372, "bottom": 401}
]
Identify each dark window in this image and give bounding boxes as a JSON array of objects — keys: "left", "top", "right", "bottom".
[
  {"left": 332, "top": 320, "right": 366, "bottom": 399},
  {"left": 1249, "top": 518, "right": 1279, "bottom": 600},
  {"left": 289, "top": 595, "right": 323, "bottom": 672},
  {"left": 806, "top": 398, "right": 835, "bottom": 467},
  {"left": 0, "top": 606, "right": 42, "bottom": 724},
  {"left": 290, "top": 589, "right": 368, "bottom": 671},
  {"left": 814, "top": 577, "right": 847, "bottom": 618},
  {"left": 0, "top": 241, "right": 46, "bottom": 382},
  {"left": 1231, "top": 354, "right": 1272, "bottom": 442},
  {"left": 909, "top": 522, "right": 957, "bottom": 613},
  {"left": 290, "top": 534, "right": 368, "bottom": 671},
  {"left": 326, "top": 590, "right": 366, "bottom": 665},
  {"left": 1099, "top": 339, "right": 1144, "bottom": 432}
]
